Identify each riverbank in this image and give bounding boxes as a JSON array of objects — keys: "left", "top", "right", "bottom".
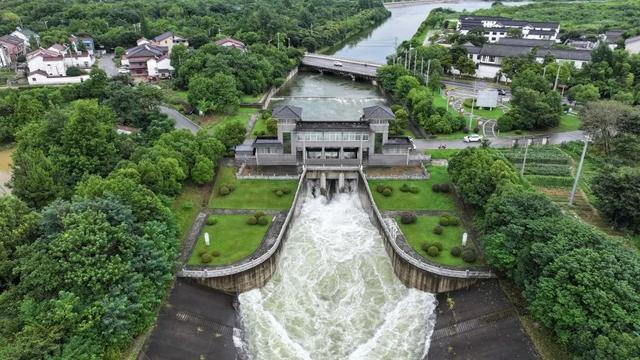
[{"left": 0, "top": 146, "right": 14, "bottom": 195}]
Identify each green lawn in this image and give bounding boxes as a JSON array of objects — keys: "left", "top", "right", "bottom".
[
  {"left": 171, "top": 182, "right": 209, "bottom": 241},
  {"left": 368, "top": 166, "right": 456, "bottom": 211},
  {"left": 187, "top": 215, "right": 269, "bottom": 266},
  {"left": 432, "top": 91, "right": 458, "bottom": 116},
  {"left": 252, "top": 117, "right": 272, "bottom": 137},
  {"left": 425, "top": 148, "right": 460, "bottom": 160},
  {"left": 499, "top": 113, "right": 581, "bottom": 137},
  {"left": 203, "top": 108, "right": 258, "bottom": 133},
  {"left": 463, "top": 103, "right": 506, "bottom": 120},
  {"left": 209, "top": 166, "right": 298, "bottom": 209},
  {"left": 399, "top": 216, "right": 472, "bottom": 267},
  {"left": 241, "top": 94, "right": 262, "bottom": 104}
]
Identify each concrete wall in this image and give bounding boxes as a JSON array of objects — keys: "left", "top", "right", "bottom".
[{"left": 28, "top": 73, "right": 90, "bottom": 85}]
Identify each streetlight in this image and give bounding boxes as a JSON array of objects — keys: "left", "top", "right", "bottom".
[{"left": 568, "top": 135, "right": 591, "bottom": 206}]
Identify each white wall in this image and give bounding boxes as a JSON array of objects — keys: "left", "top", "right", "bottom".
[
  {"left": 28, "top": 73, "right": 90, "bottom": 85},
  {"left": 28, "top": 56, "right": 66, "bottom": 76},
  {"left": 63, "top": 54, "right": 94, "bottom": 68}
]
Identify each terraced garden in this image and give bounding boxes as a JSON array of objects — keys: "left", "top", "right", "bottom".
[{"left": 500, "top": 146, "right": 574, "bottom": 187}]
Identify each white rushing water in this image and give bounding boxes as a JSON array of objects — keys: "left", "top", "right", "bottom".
[{"left": 239, "top": 190, "right": 437, "bottom": 359}]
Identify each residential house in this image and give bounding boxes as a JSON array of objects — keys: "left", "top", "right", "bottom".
[
  {"left": 121, "top": 43, "right": 173, "bottom": 79},
  {"left": 69, "top": 34, "right": 95, "bottom": 55},
  {"left": 235, "top": 105, "right": 425, "bottom": 167},
  {"left": 26, "top": 45, "right": 93, "bottom": 85},
  {"left": 601, "top": 30, "right": 624, "bottom": 49},
  {"left": 457, "top": 16, "right": 560, "bottom": 43},
  {"left": 0, "top": 35, "right": 26, "bottom": 62},
  {"left": 152, "top": 32, "right": 188, "bottom": 54},
  {"left": 10, "top": 27, "right": 40, "bottom": 50},
  {"left": 463, "top": 38, "right": 592, "bottom": 80},
  {"left": 0, "top": 47, "right": 10, "bottom": 68},
  {"left": 625, "top": 35, "right": 640, "bottom": 54},
  {"left": 215, "top": 37, "right": 246, "bottom": 51}
]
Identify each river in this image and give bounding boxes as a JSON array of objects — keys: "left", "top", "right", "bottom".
[{"left": 240, "top": 2, "right": 521, "bottom": 358}]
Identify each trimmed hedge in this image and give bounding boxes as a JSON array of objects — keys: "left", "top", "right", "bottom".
[
  {"left": 450, "top": 246, "right": 462, "bottom": 257},
  {"left": 258, "top": 217, "right": 268, "bottom": 225},
  {"left": 400, "top": 212, "right": 417, "bottom": 224},
  {"left": 211, "top": 250, "right": 221, "bottom": 257},
  {"left": 206, "top": 216, "right": 218, "bottom": 225},
  {"left": 433, "top": 225, "right": 443, "bottom": 235},
  {"left": 462, "top": 248, "right": 477, "bottom": 263},
  {"left": 247, "top": 217, "right": 258, "bottom": 225},
  {"left": 427, "top": 246, "right": 440, "bottom": 257}
]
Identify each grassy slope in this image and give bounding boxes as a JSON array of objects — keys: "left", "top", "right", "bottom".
[
  {"left": 187, "top": 215, "right": 269, "bottom": 265},
  {"left": 171, "top": 183, "right": 209, "bottom": 241},
  {"left": 399, "top": 216, "right": 472, "bottom": 266},
  {"left": 203, "top": 108, "right": 258, "bottom": 133},
  {"left": 499, "top": 114, "right": 581, "bottom": 137},
  {"left": 209, "top": 166, "right": 297, "bottom": 209},
  {"left": 368, "top": 166, "right": 456, "bottom": 211}
]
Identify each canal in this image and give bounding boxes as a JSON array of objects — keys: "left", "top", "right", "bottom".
[{"left": 240, "top": 2, "right": 523, "bottom": 359}]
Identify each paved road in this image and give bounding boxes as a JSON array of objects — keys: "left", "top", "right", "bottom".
[
  {"left": 302, "top": 53, "right": 381, "bottom": 77},
  {"left": 415, "top": 130, "right": 585, "bottom": 150},
  {"left": 159, "top": 105, "right": 201, "bottom": 134},
  {"left": 97, "top": 53, "right": 119, "bottom": 78}
]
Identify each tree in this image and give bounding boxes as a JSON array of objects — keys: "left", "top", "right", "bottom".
[
  {"left": 214, "top": 121, "right": 247, "bottom": 151},
  {"left": 191, "top": 155, "right": 214, "bottom": 184},
  {"left": 188, "top": 74, "right": 240, "bottom": 114},
  {"left": 0, "top": 196, "right": 39, "bottom": 287},
  {"left": 389, "top": 108, "right": 409, "bottom": 135},
  {"left": 580, "top": 100, "right": 640, "bottom": 155},
  {"left": 377, "top": 65, "right": 410, "bottom": 93},
  {"left": 114, "top": 46, "right": 125, "bottom": 58},
  {"left": 569, "top": 84, "right": 600, "bottom": 104},
  {"left": 394, "top": 75, "right": 420, "bottom": 101},
  {"left": 10, "top": 148, "right": 60, "bottom": 208},
  {"left": 592, "top": 166, "right": 640, "bottom": 233}
]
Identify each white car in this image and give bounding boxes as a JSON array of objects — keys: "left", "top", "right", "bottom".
[
  {"left": 333, "top": 61, "right": 343, "bottom": 67},
  {"left": 464, "top": 134, "right": 483, "bottom": 143}
]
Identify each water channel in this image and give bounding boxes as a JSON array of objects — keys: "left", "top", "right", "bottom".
[{"left": 239, "top": 2, "right": 524, "bottom": 358}]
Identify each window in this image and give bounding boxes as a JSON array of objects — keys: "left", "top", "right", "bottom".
[
  {"left": 283, "top": 132, "right": 291, "bottom": 154},
  {"left": 374, "top": 133, "right": 383, "bottom": 154},
  {"left": 325, "top": 148, "right": 339, "bottom": 159}
]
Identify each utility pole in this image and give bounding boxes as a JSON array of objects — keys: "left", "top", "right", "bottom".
[
  {"left": 543, "top": 65, "right": 547, "bottom": 78},
  {"left": 420, "top": 58, "right": 424, "bottom": 75},
  {"left": 469, "top": 81, "right": 476, "bottom": 130},
  {"left": 413, "top": 50, "right": 418, "bottom": 73},
  {"left": 569, "top": 136, "right": 590, "bottom": 206},
  {"left": 426, "top": 59, "right": 432, "bottom": 86},
  {"left": 520, "top": 138, "right": 530, "bottom": 177},
  {"left": 554, "top": 64, "right": 561, "bottom": 91}
]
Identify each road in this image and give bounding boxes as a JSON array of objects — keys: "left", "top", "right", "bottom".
[
  {"left": 301, "top": 54, "right": 381, "bottom": 78},
  {"left": 414, "top": 130, "right": 585, "bottom": 150},
  {"left": 97, "top": 53, "right": 119, "bottom": 78},
  {"left": 159, "top": 105, "right": 201, "bottom": 134}
]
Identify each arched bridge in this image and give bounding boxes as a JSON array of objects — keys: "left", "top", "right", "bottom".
[{"left": 301, "top": 53, "right": 383, "bottom": 80}]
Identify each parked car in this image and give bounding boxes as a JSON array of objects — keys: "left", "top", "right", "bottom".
[
  {"left": 333, "top": 61, "right": 343, "bottom": 67},
  {"left": 497, "top": 89, "right": 507, "bottom": 96},
  {"left": 464, "top": 134, "right": 483, "bottom": 143}
]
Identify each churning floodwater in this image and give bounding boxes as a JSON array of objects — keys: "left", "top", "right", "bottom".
[{"left": 239, "top": 191, "right": 437, "bottom": 359}]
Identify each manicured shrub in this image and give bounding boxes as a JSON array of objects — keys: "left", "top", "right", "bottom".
[
  {"left": 462, "top": 248, "right": 478, "bottom": 263},
  {"left": 376, "top": 184, "right": 386, "bottom": 193},
  {"left": 197, "top": 250, "right": 207, "bottom": 256},
  {"left": 226, "top": 183, "right": 236, "bottom": 192},
  {"left": 282, "top": 188, "right": 292, "bottom": 195},
  {"left": 433, "top": 225, "right": 443, "bottom": 235},
  {"left": 211, "top": 250, "right": 221, "bottom": 257},
  {"left": 514, "top": 130, "right": 522, "bottom": 135},
  {"left": 448, "top": 216, "right": 460, "bottom": 226},
  {"left": 427, "top": 246, "right": 440, "bottom": 257},
  {"left": 439, "top": 183, "right": 451, "bottom": 193},
  {"left": 439, "top": 216, "right": 450, "bottom": 226},
  {"left": 200, "top": 253, "right": 212, "bottom": 263},
  {"left": 450, "top": 246, "right": 462, "bottom": 257},
  {"left": 247, "top": 217, "right": 258, "bottom": 225},
  {"left": 431, "top": 241, "right": 443, "bottom": 251},
  {"left": 219, "top": 186, "right": 230, "bottom": 196},
  {"left": 432, "top": 184, "right": 441, "bottom": 193},
  {"left": 254, "top": 211, "right": 265, "bottom": 219},
  {"left": 400, "top": 183, "right": 411, "bottom": 192},
  {"left": 258, "top": 217, "right": 268, "bottom": 225},
  {"left": 421, "top": 242, "right": 431, "bottom": 252},
  {"left": 409, "top": 186, "right": 420, "bottom": 194},
  {"left": 400, "top": 212, "right": 417, "bottom": 224},
  {"left": 382, "top": 188, "right": 392, "bottom": 197},
  {"left": 463, "top": 126, "right": 470, "bottom": 133},
  {"left": 473, "top": 126, "right": 480, "bottom": 133},
  {"left": 182, "top": 201, "right": 194, "bottom": 210},
  {"left": 275, "top": 190, "right": 284, "bottom": 197},
  {"left": 206, "top": 216, "right": 218, "bottom": 225}
]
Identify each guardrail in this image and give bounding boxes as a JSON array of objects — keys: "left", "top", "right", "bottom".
[{"left": 178, "top": 168, "right": 307, "bottom": 278}]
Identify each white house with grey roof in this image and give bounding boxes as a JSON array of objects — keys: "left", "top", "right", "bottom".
[
  {"left": 457, "top": 16, "right": 560, "bottom": 43},
  {"left": 235, "top": 105, "right": 425, "bottom": 167},
  {"left": 462, "top": 38, "right": 592, "bottom": 80}
]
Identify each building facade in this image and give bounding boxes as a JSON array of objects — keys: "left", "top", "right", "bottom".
[
  {"left": 457, "top": 16, "right": 560, "bottom": 43},
  {"left": 152, "top": 32, "right": 188, "bottom": 54},
  {"left": 121, "top": 43, "right": 173, "bottom": 78},
  {"left": 26, "top": 45, "right": 94, "bottom": 85},
  {"left": 236, "top": 105, "right": 425, "bottom": 167},
  {"left": 0, "top": 35, "right": 25, "bottom": 62}
]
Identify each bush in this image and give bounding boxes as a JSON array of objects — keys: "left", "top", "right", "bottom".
[
  {"left": 376, "top": 184, "right": 386, "bottom": 193},
  {"left": 200, "top": 253, "right": 212, "bottom": 263},
  {"left": 197, "top": 250, "right": 207, "bottom": 256},
  {"left": 226, "top": 183, "right": 236, "bottom": 192},
  {"left": 409, "top": 186, "right": 420, "bottom": 194},
  {"left": 182, "top": 201, "right": 194, "bottom": 210},
  {"left": 282, "top": 188, "right": 291, "bottom": 195},
  {"left": 427, "top": 246, "right": 440, "bottom": 257},
  {"left": 439, "top": 183, "right": 451, "bottom": 193},
  {"left": 211, "top": 250, "right": 221, "bottom": 257},
  {"left": 514, "top": 130, "right": 522, "bottom": 135},
  {"left": 382, "top": 188, "right": 392, "bottom": 197},
  {"left": 432, "top": 184, "right": 441, "bottom": 193},
  {"left": 421, "top": 242, "right": 431, "bottom": 252},
  {"left": 206, "top": 216, "right": 217, "bottom": 225},
  {"left": 400, "top": 212, "right": 417, "bottom": 224},
  {"left": 463, "top": 126, "right": 470, "bottom": 133},
  {"left": 433, "top": 225, "right": 443, "bottom": 235},
  {"left": 258, "top": 217, "right": 268, "bottom": 225},
  {"left": 400, "top": 183, "right": 411, "bottom": 192},
  {"left": 448, "top": 216, "right": 460, "bottom": 226},
  {"left": 439, "top": 216, "right": 450, "bottom": 226},
  {"left": 431, "top": 241, "right": 443, "bottom": 251},
  {"left": 275, "top": 190, "right": 284, "bottom": 197},
  {"left": 462, "top": 248, "right": 477, "bottom": 263},
  {"left": 247, "top": 217, "right": 258, "bottom": 225},
  {"left": 219, "top": 186, "right": 230, "bottom": 196},
  {"left": 473, "top": 126, "right": 480, "bottom": 133},
  {"left": 450, "top": 246, "right": 462, "bottom": 257},
  {"left": 254, "top": 211, "right": 265, "bottom": 219}
]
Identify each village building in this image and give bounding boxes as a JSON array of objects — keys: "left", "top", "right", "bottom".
[
  {"left": 121, "top": 43, "right": 173, "bottom": 79},
  {"left": 457, "top": 16, "right": 560, "bottom": 43},
  {"left": 150, "top": 32, "right": 188, "bottom": 54},
  {"left": 601, "top": 29, "right": 625, "bottom": 49},
  {"left": 0, "top": 35, "right": 26, "bottom": 63},
  {"left": 10, "top": 27, "right": 40, "bottom": 50},
  {"left": 69, "top": 34, "right": 95, "bottom": 55},
  {"left": 235, "top": 105, "right": 425, "bottom": 167},
  {"left": 26, "top": 44, "right": 94, "bottom": 85},
  {"left": 215, "top": 37, "right": 246, "bottom": 51},
  {"left": 624, "top": 35, "right": 640, "bottom": 55}
]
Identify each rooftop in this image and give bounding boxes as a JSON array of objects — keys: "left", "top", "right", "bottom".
[
  {"left": 0, "top": 35, "right": 24, "bottom": 46},
  {"left": 154, "top": 31, "right": 174, "bottom": 42},
  {"left": 295, "top": 121, "right": 370, "bottom": 131},
  {"left": 496, "top": 38, "right": 554, "bottom": 48},
  {"left": 362, "top": 105, "right": 395, "bottom": 120},
  {"left": 272, "top": 105, "right": 303, "bottom": 121}
]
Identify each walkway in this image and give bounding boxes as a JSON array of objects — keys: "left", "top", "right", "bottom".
[
  {"left": 413, "top": 130, "right": 585, "bottom": 150},
  {"left": 159, "top": 105, "right": 201, "bottom": 134}
]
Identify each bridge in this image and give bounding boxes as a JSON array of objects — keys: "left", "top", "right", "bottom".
[{"left": 301, "top": 53, "right": 383, "bottom": 80}]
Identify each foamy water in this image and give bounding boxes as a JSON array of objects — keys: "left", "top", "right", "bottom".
[{"left": 239, "top": 191, "right": 436, "bottom": 359}]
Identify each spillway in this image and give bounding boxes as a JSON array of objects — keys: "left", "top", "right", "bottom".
[{"left": 238, "top": 188, "right": 436, "bottom": 359}]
